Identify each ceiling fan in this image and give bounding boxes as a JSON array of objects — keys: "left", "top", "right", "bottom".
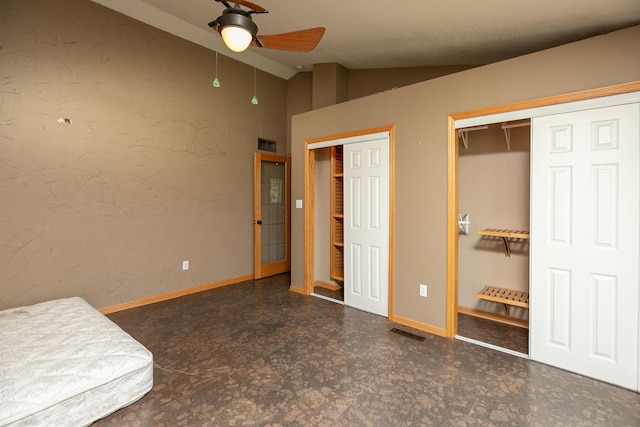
[{"left": 208, "top": 0, "right": 325, "bottom": 53}]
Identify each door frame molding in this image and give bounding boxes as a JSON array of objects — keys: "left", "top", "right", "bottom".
[
  {"left": 254, "top": 152, "right": 291, "bottom": 279},
  {"left": 304, "top": 125, "right": 396, "bottom": 318},
  {"left": 446, "top": 81, "right": 640, "bottom": 338}
]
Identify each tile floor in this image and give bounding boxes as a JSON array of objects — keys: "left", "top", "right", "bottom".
[
  {"left": 457, "top": 313, "right": 529, "bottom": 355},
  {"left": 312, "top": 284, "right": 344, "bottom": 302},
  {"left": 97, "top": 273, "right": 640, "bottom": 426}
]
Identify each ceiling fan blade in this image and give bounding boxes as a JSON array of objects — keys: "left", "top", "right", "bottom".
[
  {"left": 215, "top": 0, "right": 233, "bottom": 8},
  {"left": 253, "top": 27, "right": 325, "bottom": 52},
  {"left": 231, "top": 0, "right": 267, "bottom": 13}
]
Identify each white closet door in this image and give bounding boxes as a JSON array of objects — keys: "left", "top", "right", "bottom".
[
  {"left": 530, "top": 103, "right": 639, "bottom": 390},
  {"left": 344, "top": 137, "right": 390, "bottom": 317}
]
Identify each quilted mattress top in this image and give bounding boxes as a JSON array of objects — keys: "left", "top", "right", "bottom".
[{"left": 0, "top": 297, "right": 153, "bottom": 425}]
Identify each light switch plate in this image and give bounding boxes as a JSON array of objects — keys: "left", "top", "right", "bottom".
[
  {"left": 296, "top": 199, "right": 303, "bottom": 209},
  {"left": 419, "top": 284, "right": 427, "bottom": 297}
]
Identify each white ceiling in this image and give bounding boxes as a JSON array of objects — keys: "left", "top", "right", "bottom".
[{"left": 93, "top": 0, "right": 640, "bottom": 79}]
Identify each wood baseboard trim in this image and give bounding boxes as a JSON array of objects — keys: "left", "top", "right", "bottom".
[
  {"left": 314, "top": 280, "right": 342, "bottom": 291},
  {"left": 458, "top": 306, "right": 529, "bottom": 329},
  {"left": 288, "top": 284, "right": 306, "bottom": 295},
  {"left": 390, "top": 314, "right": 447, "bottom": 338},
  {"left": 99, "top": 274, "right": 254, "bottom": 314}
]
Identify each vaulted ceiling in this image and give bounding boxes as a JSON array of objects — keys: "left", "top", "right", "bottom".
[{"left": 93, "top": 0, "right": 640, "bottom": 79}]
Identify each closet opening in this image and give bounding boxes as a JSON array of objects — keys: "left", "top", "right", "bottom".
[
  {"left": 303, "top": 125, "right": 395, "bottom": 318},
  {"left": 456, "top": 120, "right": 531, "bottom": 357},
  {"left": 311, "top": 145, "right": 345, "bottom": 305}
]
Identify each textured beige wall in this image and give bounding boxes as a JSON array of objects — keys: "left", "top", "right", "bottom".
[
  {"left": 291, "top": 26, "right": 640, "bottom": 331},
  {"left": 458, "top": 125, "right": 530, "bottom": 317},
  {"left": 311, "top": 63, "right": 349, "bottom": 109},
  {"left": 286, "top": 72, "right": 312, "bottom": 153},
  {"left": 313, "top": 149, "right": 331, "bottom": 284},
  {"left": 347, "top": 66, "right": 476, "bottom": 100},
  {"left": 0, "top": 0, "right": 287, "bottom": 309}
]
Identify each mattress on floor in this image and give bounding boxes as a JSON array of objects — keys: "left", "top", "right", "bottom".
[{"left": 0, "top": 297, "right": 153, "bottom": 426}]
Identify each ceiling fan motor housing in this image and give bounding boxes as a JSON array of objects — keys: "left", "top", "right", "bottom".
[
  {"left": 216, "top": 8, "right": 258, "bottom": 38},
  {"left": 208, "top": 1, "right": 324, "bottom": 53}
]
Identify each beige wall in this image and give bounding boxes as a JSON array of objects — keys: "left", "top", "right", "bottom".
[
  {"left": 285, "top": 65, "right": 479, "bottom": 159},
  {"left": 347, "top": 66, "right": 476, "bottom": 100},
  {"left": 286, "top": 72, "right": 313, "bottom": 154},
  {"left": 290, "top": 26, "right": 640, "bottom": 332},
  {"left": 0, "top": 0, "right": 287, "bottom": 309},
  {"left": 313, "top": 149, "right": 332, "bottom": 284},
  {"left": 312, "top": 63, "right": 349, "bottom": 109},
  {"left": 458, "top": 125, "right": 530, "bottom": 318}
]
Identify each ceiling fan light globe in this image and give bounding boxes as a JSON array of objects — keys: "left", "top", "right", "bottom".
[{"left": 221, "top": 26, "right": 253, "bottom": 52}]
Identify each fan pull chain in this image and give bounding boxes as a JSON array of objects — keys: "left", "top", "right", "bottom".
[
  {"left": 251, "top": 66, "right": 258, "bottom": 105},
  {"left": 212, "top": 51, "right": 221, "bottom": 87}
]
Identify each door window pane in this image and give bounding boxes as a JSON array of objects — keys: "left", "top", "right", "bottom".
[{"left": 261, "top": 161, "right": 285, "bottom": 264}]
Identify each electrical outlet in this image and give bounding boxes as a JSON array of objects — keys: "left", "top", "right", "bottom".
[
  {"left": 419, "top": 284, "right": 427, "bottom": 297},
  {"left": 182, "top": 260, "right": 189, "bottom": 270}
]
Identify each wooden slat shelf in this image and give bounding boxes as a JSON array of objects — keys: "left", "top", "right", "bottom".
[
  {"left": 477, "top": 228, "right": 529, "bottom": 239},
  {"left": 477, "top": 228, "right": 529, "bottom": 256},
  {"left": 477, "top": 285, "right": 529, "bottom": 317},
  {"left": 477, "top": 286, "right": 529, "bottom": 308}
]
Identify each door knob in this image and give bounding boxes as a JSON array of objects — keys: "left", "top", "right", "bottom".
[{"left": 256, "top": 220, "right": 262, "bottom": 225}]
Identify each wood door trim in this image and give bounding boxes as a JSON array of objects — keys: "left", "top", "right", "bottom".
[
  {"left": 450, "top": 81, "right": 640, "bottom": 121},
  {"left": 446, "top": 115, "right": 459, "bottom": 338},
  {"left": 305, "top": 125, "right": 394, "bottom": 146},
  {"left": 446, "top": 80, "right": 640, "bottom": 338},
  {"left": 303, "top": 144, "right": 315, "bottom": 294},
  {"left": 253, "top": 153, "right": 261, "bottom": 277}
]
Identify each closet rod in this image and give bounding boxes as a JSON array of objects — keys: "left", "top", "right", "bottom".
[{"left": 501, "top": 121, "right": 530, "bottom": 130}]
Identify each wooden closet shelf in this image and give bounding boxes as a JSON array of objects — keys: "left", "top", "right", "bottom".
[
  {"left": 331, "top": 274, "right": 344, "bottom": 282},
  {"left": 477, "top": 229, "right": 529, "bottom": 239},
  {"left": 330, "top": 146, "right": 344, "bottom": 281},
  {"left": 477, "top": 285, "right": 529, "bottom": 317},
  {"left": 477, "top": 228, "right": 529, "bottom": 256}
]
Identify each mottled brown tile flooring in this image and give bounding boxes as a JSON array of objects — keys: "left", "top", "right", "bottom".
[
  {"left": 98, "top": 273, "right": 640, "bottom": 426},
  {"left": 457, "top": 313, "right": 529, "bottom": 355}
]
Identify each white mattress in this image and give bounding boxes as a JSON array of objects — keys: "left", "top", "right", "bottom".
[{"left": 0, "top": 297, "right": 153, "bottom": 426}]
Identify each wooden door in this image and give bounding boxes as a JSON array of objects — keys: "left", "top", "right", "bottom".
[
  {"left": 530, "top": 103, "right": 639, "bottom": 390},
  {"left": 343, "top": 136, "right": 390, "bottom": 316},
  {"left": 253, "top": 153, "right": 290, "bottom": 279}
]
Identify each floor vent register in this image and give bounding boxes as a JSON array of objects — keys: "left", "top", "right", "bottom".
[{"left": 389, "top": 328, "right": 425, "bottom": 341}]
